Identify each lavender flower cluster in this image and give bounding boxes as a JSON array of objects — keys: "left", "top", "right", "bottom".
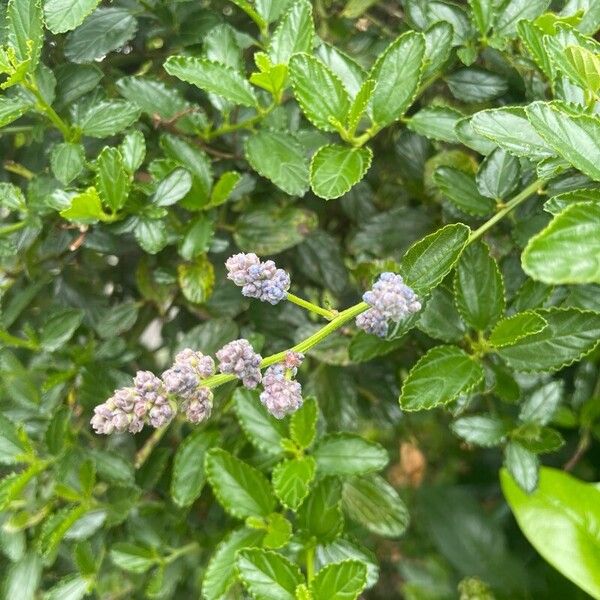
[
  {"left": 356, "top": 272, "right": 421, "bottom": 338},
  {"left": 225, "top": 253, "right": 290, "bottom": 304},
  {"left": 260, "top": 351, "right": 305, "bottom": 419}
]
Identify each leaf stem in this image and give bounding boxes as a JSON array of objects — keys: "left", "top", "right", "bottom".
[
  {"left": 286, "top": 293, "right": 337, "bottom": 320},
  {"left": 469, "top": 178, "right": 546, "bottom": 243},
  {"left": 305, "top": 545, "right": 315, "bottom": 582},
  {"left": 134, "top": 426, "right": 168, "bottom": 469}
]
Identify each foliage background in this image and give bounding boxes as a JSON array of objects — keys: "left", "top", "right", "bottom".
[{"left": 0, "top": 0, "right": 599, "bottom": 598}]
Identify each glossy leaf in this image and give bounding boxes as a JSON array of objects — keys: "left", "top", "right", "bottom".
[
  {"left": 310, "top": 560, "right": 367, "bottom": 600},
  {"left": 313, "top": 434, "right": 388, "bottom": 476},
  {"left": 272, "top": 457, "right": 316, "bottom": 510}
]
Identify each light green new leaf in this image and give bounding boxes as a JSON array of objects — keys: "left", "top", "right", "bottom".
[
  {"left": 95, "top": 147, "right": 129, "bottom": 211},
  {"left": 471, "top": 107, "right": 554, "bottom": 160},
  {"left": 399, "top": 223, "right": 471, "bottom": 295},
  {"left": 451, "top": 415, "right": 507, "bottom": 447},
  {"left": 434, "top": 167, "right": 495, "bottom": 216},
  {"left": 346, "top": 77, "right": 375, "bottom": 133},
  {"left": 0, "top": 96, "right": 31, "bottom": 127},
  {"left": 205, "top": 448, "right": 276, "bottom": 519},
  {"left": 290, "top": 396, "right": 318, "bottom": 449},
  {"left": 476, "top": 148, "right": 520, "bottom": 200},
  {"left": 272, "top": 457, "right": 316, "bottom": 510},
  {"left": 563, "top": 45, "right": 600, "bottom": 93},
  {"left": 341, "top": 474, "right": 409, "bottom": 538},
  {"left": 233, "top": 388, "right": 287, "bottom": 457},
  {"left": 170, "top": 430, "right": 219, "bottom": 508},
  {"left": 310, "top": 144, "right": 372, "bottom": 200},
  {"left": 202, "top": 528, "right": 264, "bottom": 600},
  {"left": 497, "top": 308, "right": 600, "bottom": 372},
  {"left": 50, "top": 143, "right": 85, "bottom": 186},
  {"left": 236, "top": 548, "right": 304, "bottom": 600},
  {"left": 177, "top": 254, "right": 215, "bottom": 303},
  {"left": 268, "top": 0, "right": 314, "bottom": 64},
  {"left": 494, "top": 0, "right": 550, "bottom": 38},
  {"left": 400, "top": 345, "right": 484, "bottom": 411},
  {"left": 454, "top": 242, "right": 504, "bottom": 331},
  {"left": 7, "top": 0, "right": 43, "bottom": 67},
  {"left": 206, "top": 171, "right": 240, "bottom": 208},
  {"left": 245, "top": 130, "right": 309, "bottom": 196},
  {"left": 0, "top": 415, "right": 27, "bottom": 465},
  {"left": 60, "top": 187, "right": 111, "bottom": 224},
  {"left": 164, "top": 56, "right": 258, "bottom": 107},
  {"left": 289, "top": 54, "right": 351, "bottom": 131},
  {"left": 369, "top": 31, "right": 425, "bottom": 126},
  {"left": 501, "top": 467, "right": 600, "bottom": 598},
  {"left": 313, "top": 433, "right": 388, "bottom": 477},
  {"left": 44, "top": 0, "right": 101, "bottom": 34},
  {"left": 64, "top": 8, "right": 137, "bottom": 63},
  {"left": 120, "top": 130, "right": 145, "bottom": 173},
  {"left": 489, "top": 311, "right": 548, "bottom": 348},
  {"left": 310, "top": 560, "right": 367, "bottom": 600},
  {"left": 526, "top": 102, "right": 600, "bottom": 181},
  {"left": 76, "top": 100, "right": 140, "bottom": 138},
  {"left": 522, "top": 202, "right": 600, "bottom": 284},
  {"left": 468, "top": 0, "right": 494, "bottom": 35},
  {"left": 315, "top": 540, "right": 379, "bottom": 589},
  {"left": 517, "top": 20, "right": 553, "bottom": 79}
]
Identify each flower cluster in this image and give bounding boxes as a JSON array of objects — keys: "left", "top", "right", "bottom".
[
  {"left": 216, "top": 339, "right": 262, "bottom": 388},
  {"left": 225, "top": 252, "right": 290, "bottom": 304},
  {"left": 356, "top": 272, "right": 421, "bottom": 338},
  {"left": 260, "top": 351, "right": 304, "bottom": 419}
]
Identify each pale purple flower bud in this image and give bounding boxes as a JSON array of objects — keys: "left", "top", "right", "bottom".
[
  {"left": 148, "top": 396, "right": 174, "bottom": 428},
  {"left": 283, "top": 351, "right": 304, "bottom": 374},
  {"left": 161, "top": 349, "right": 215, "bottom": 397},
  {"left": 362, "top": 272, "right": 421, "bottom": 321},
  {"left": 174, "top": 349, "right": 215, "bottom": 378},
  {"left": 260, "top": 364, "right": 303, "bottom": 419},
  {"left": 226, "top": 253, "right": 261, "bottom": 285},
  {"left": 134, "top": 371, "right": 173, "bottom": 428},
  {"left": 183, "top": 386, "right": 213, "bottom": 423},
  {"left": 356, "top": 308, "right": 389, "bottom": 338},
  {"left": 91, "top": 387, "right": 141, "bottom": 435},
  {"left": 225, "top": 253, "right": 290, "bottom": 304},
  {"left": 216, "top": 339, "right": 262, "bottom": 389}
]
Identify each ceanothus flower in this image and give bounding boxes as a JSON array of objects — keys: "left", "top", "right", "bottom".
[
  {"left": 90, "top": 387, "right": 144, "bottom": 435},
  {"left": 216, "top": 338, "right": 262, "bottom": 388},
  {"left": 181, "top": 386, "right": 213, "bottom": 424},
  {"left": 133, "top": 371, "right": 174, "bottom": 428},
  {"left": 225, "top": 252, "right": 290, "bottom": 304},
  {"left": 161, "top": 349, "right": 215, "bottom": 397},
  {"left": 260, "top": 364, "right": 303, "bottom": 419},
  {"left": 356, "top": 272, "right": 421, "bottom": 337}
]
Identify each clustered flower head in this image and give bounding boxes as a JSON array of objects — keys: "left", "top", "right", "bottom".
[
  {"left": 216, "top": 339, "right": 262, "bottom": 388},
  {"left": 260, "top": 351, "right": 304, "bottom": 419},
  {"left": 356, "top": 272, "right": 421, "bottom": 338},
  {"left": 225, "top": 252, "right": 290, "bottom": 305}
]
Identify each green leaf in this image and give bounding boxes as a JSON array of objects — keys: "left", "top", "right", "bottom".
[
  {"left": 65, "top": 8, "right": 137, "bottom": 63},
  {"left": 447, "top": 68, "right": 508, "bottom": 103},
  {"left": 341, "top": 474, "right": 409, "bottom": 538},
  {"left": 262, "top": 513, "right": 293, "bottom": 549},
  {"left": 7, "top": 0, "right": 43, "bottom": 67},
  {"left": 289, "top": 53, "right": 351, "bottom": 131},
  {"left": 522, "top": 202, "right": 600, "bottom": 284},
  {"left": 399, "top": 223, "right": 471, "bottom": 296},
  {"left": 563, "top": 44, "right": 600, "bottom": 93},
  {"left": 316, "top": 540, "right": 379, "bottom": 589},
  {"left": 0, "top": 182, "right": 26, "bottom": 212},
  {"left": 406, "top": 106, "right": 462, "bottom": 143},
  {"left": 297, "top": 478, "right": 344, "bottom": 542},
  {"left": 43, "top": 574, "right": 89, "bottom": 600},
  {"left": 269, "top": 0, "right": 314, "bottom": 64},
  {"left": 76, "top": 100, "right": 140, "bottom": 138},
  {"left": 134, "top": 218, "right": 168, "bottom": 254},
  {"left": 501, "top": 467, "right": 600, "bottom": 599},
  {"left": 60, "top": 187, "right": 111, "bottom": 224},
  {"left": 234, "top": 205, "right": 317, "bottom": 255},
  {"left": 451, "top": 415, "right": 507, "bottom": 447},
  {"left": 519, "top": 381, "right": 562, "bottom": 426},
  {"left": 177, "top": 255, "right": 215, "bottom": 303},
  {"left": 369, "top": 31, "right": 425, "bottom": 126},
  {"left": 505, "top": 440, "right": 540, "bottom": 493},
  {"left": 543, "top": 188, "right": 599, "bottom": 215},
  {"left": 151, "top": 168, "right": 192, "bottom": 207},
  {"left": 233, "top": 388, "right": 287, "bottom": 457},
  {"left": 245, "top": 130, "right": 309, "bottom": 196},
  {"left": 423, "top": 21, "right": 453, "bottom": 80},
  {"left": 207, "top": 171, "right": 241, "bottom": 207},
  {"left": 95, "top": 147, "right": 129, "bottom": 211},
  {"left": 170, "top": 430, "right": 219, "bottom": 508},
  {"left": 0, "top": 96, "right": 32, "bottom": 127},
  {"left": 400, "top": 345, "right": 484, "bottom": 411},
  {"left": 0, "top": 415, "right": 26, "bottom": 465},
  {"left": 40, "top": 308, "right": 84, "bottom": 351},
  {"left": 313, "top": 433, "right": 388, "bottom": 476},
  {"left": 50, "top": 143, "right": 85, "bottom": 186},
  {"left": 290, "top": 396, "right": 318, "bottom": 449},
  {"left": 120, "top": 130, "right": 145, "bottom": 173},
  {"left": 468, "top": 0, "right": 494, "bottom": 35},
  {"left": 454, "top": 241, "right": 504, "bottom": 331},
  {"left": 202, "top": 528, "right": 264, "bottom": 600},
  {"left": 418, "top": 284, "right": 467, "bottom": 343},
  {"left": 494, "top": 0, "right": 550, "bottom": 38},
  {"left": 3, "top": 552, "right": 41, "bottom": 600},
  {"left": 310, "top": 145, "right": 372, "bottom": 200},
  {"left": 476, "top": 148, "right": 520, "bottom": 200},
  {"left": 205, "top": 448, "right": 276, "bottom": 519},
  {"left": 525, "top": 102, "right": 600, "bottom": 181},
  {"left": 236, "top": 548, "right": 303, "bottom": 600},
  {"left": 470, "top": 107, "right": 554, "bottom": 160},
  {"left": 44, "top": 0, "right": 101, "bottom": 34},
  {"left": 110, "top": 542, "right": 157, "bottom": 573},
  {"left": 272, "top": 457, "right": 316, "bottom": 511},
  {"left": 310, "top": 560, "right": 367, "bottom": 600},
  {"left": 517, "top": 20, "right": 553, "bottom": 79},
  {"left": 497, "top": 308, "right": 600, "bottom": 372},
  {"left": 164, "top": 55, "right": 257, "bottom": 107},
  {"left": 434, "top": 167, "right": 495, "bottom": 216},
  {"left": 489, "top": 311, "right": 548, "bottom": 348},
  {"left": 38, "top": 505, "right": 87, "bottom": 558}
]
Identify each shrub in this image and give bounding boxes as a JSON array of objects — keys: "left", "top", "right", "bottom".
[{"left": 1, "top": 0, "right": 599, "bottom": 598}]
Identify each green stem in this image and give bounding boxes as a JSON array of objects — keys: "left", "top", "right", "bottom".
[
  {"left": 165, "top": 542, "right": 199, "bottom": 564},
  {"left": 134, "top": 426, "right": 168, "bottom": 469},
  {"left": 0, "top": 221, "right": 27, "bottom": 236},
  {"left": 23, "top": 79, "right": 72, "bottom": 140},
  {"left": 204, "top": 104, "right": 275, "bottom": 141},
  {"left": 469, "top": 178, "right": 546, "bottom": 243},
  {"left": 305, "top": 546, "right": 315, "bottom": 582},
  {"left": 286, "top": 293, "right": 337, "bottom": 320}
]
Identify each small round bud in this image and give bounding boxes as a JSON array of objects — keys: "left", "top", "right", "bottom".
[
  {"left": 225, "top": 253, "right": 290, "bottom": 304},
  {"left": 362, "top": 272, "right": 421, "bottom": 321},
  {"left": 183, "top": 387, "right": 213, "bottom": 424},
  {"left": 356, "top": 308, "right": 389, "bottom": 338},
  {"left": 216, "top": 339, "right": 262, "bottom": 389}
]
